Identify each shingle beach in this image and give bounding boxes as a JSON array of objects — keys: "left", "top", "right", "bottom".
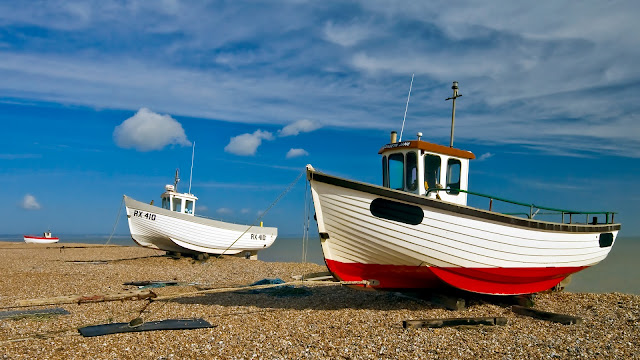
[{"left": 0, "top": 243, "right": 638, "bottom": 359}]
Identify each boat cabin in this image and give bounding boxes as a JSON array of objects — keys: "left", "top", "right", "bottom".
[
  {"left": 161, "top": 184, "right": 198, "bottom": 216},
  {"left": 379, "top": 131, "right": 475, "bottom": 206}
]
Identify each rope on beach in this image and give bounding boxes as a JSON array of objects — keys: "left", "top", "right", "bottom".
[
  {"left": 0, "top": 279, "right": 373, "bottom": 344},
  {"left": 105, "top": 196, "right": 124, "bottom": 245},
  {"left": 149, "top": 278, "right": 372, "bottom": 303},
  {"left": 128, "top": 168, "right": 311, "bottom": 323},
  {"left": 219, "top": 168, "right": 306, "bottom": 257},
  {"left": 301, "top": 178, "right": 312, "bottom": 264}
]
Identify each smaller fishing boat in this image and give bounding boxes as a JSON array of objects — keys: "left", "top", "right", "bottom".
[
  {"left": 24, "top": 231, "right": 59, "bottom": 244},
  {"left": 124, "top": 144, "right": 278, "bottom": 258}
]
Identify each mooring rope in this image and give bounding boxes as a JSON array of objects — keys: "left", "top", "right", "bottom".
[
  {"left": 105, "top": 196, "right": 124, "bottom": 246},
  {"left": 0, "top": 277, "right": 374, "bottom": 344},
  {"left": 301, "top": 179, "right": 311, "bottom": 265},
  {"left": 134, "top": 168, "right": 308, "bottom": 322},
  {"left": 219, "top": 168, "right": 306, "bottom": 256}
]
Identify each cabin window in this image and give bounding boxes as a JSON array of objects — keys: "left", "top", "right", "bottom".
[
  {"left": 185, "top": 200, "right": 194, "bottom": 214},
  {"left": 446, "top": 158, "right": 462, "bottom": 195},
  {"left": 162, "top": 197, "right": 170, "bottom": 210},
  {"left": 406, "top": 152, "right": 418, "bottom": 191},
  {"left": 388, "top": 153, "right": 404, "bottom": 190},
  {"left": 172, "top": 199, "right": 182, "bottom": 212},
  {"left": 424, "top": 154, "right": 441, "bottom": 190},
  {"left": 382, "top": 155, "right": 389, "bottom": 188}
]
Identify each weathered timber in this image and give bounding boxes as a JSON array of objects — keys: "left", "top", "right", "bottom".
[
  {"left": 293, "top": 271, "right": 336, "bottom": 282},
  {"left": 512, "top": 305, "right": 583, "bottom": 325},
  {"left": 428, "top": 293, "right": 466, "bottom": 311},
  {"left": 0, "top": 307, "right": 70, "bottom": 320},
  {"left": 17, "top": 289, "right": 157, "bottom": 307},
  {"left": 513, "top": 295, "right": 535, "bottom": 308},
  {"left": 391, "top": 291, "right": 466, "bottom": 311},
  {"left": 304, "top": 275, "right": 336, "bottom": 282},
  {"left": 123, "top": 280, "right": 180, "bottom": 287},
  {"left": 403, "top": 316, "right": 507, "bottom": 329},
  {"left": 340, "top": 279, "right": 380, "bottom": 286}
]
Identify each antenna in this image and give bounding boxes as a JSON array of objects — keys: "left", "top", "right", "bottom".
[
  {"left": 399, "top": 73, "right": 414, "bottom": 142},
  {"left": 445, "top": 81, "right": 462, "bottom": 147},
  {"left": 174, "top": 168, "right": 180, "bottom": 191},
  {"left": 188, "top": 141, "right": 195, "bottom": 194}
]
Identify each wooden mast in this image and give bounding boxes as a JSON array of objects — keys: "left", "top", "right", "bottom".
[{"left": 446, "top": 81, "right": 462, "bottom": 148}]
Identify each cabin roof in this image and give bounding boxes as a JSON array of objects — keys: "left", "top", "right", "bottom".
[
  {"left": 161, "top": 190, "right": 198, "bottom": 201},
  {"left": 378, "top": 140, "right": 476, "bottom": 160}
]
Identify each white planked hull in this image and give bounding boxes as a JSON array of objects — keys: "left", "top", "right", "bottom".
[
  {"left": 124, "top": 196, "right": 277, "bottom": 255},
  {"left": 308, "top": 169, "right": 620, "bottom": 294}
]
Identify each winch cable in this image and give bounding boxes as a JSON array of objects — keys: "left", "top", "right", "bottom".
[
  {"left": 131, "top": 168, "right": 308, "bottom": 324},
  {"left": 301, "top": 179, "right": 308, "bottom": 264},
  {"left": 2, "top": 169, "right": 311, "bottom": 335},
  {"left": 219, "top": 168, "right": 306, "bottom": 257},
  {"left": 105, "top": 196, "right": 125, "bottom": 246},
  {"left": 301, "top": 179, "right": 312, "bottom": 265}
]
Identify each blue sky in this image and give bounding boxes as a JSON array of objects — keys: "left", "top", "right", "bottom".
[{"left": 1, "top": 1, "right": 639, "bottom": 237}]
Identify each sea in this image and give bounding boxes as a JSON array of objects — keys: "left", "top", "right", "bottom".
[{"left": 1, "top": 235, "right": 637, "bottom": 295}]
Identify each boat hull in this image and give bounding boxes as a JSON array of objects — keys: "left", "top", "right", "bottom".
[
  {"left": 124, "top": 196, "right": 277, "bottom": 255},
  {"left": 24, "top": 236, "right": 59, "bottom": 244},
  {"left": 308, "top": 169, "right": 620, "bottom": 295}
]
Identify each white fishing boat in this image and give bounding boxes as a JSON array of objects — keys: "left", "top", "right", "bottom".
[
  {"left": 124, "top": 146, "right": 277, "bottom": 258},
  {"left": 24, "top": 231, "right": 59, "bottom": 244},
  {"left": 307, "top": 81, "right": 620, "bottom": 295}
]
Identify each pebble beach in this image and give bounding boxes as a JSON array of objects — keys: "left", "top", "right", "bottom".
[{"left": 0, "top": 242, "right": 638, "bottom": 359}]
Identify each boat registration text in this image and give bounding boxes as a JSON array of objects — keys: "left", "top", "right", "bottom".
[{"left": 132, "top": 210, "right": 156, "bottom": 221}]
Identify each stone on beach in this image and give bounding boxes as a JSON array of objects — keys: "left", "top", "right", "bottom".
[{"left": 0, "top": 242, "right": 638, "bottom": 359}]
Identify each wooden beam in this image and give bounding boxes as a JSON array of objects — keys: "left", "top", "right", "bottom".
[
  {"left": 0, "top": 307, "right": 70, "bottom": 320},
  {"left": 511, "top": 305, "right": 583, "bottom": 325},
  {"left": 17, "top": 289, "right": 157, "bottom": 307},
  {"left": 422, "top": 293, "right": 466, "bottom": 310},
  {"left": 403, "top": 316, "right": 507, "bottom": 329}
]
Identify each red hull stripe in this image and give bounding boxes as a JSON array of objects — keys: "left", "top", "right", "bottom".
[{"left": 325, "top": 259, "right": 587, "bottom": 295}]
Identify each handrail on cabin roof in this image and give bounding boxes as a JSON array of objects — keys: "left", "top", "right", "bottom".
[{"left": 425, "top": 187, "right": 617, "bottom": 224}]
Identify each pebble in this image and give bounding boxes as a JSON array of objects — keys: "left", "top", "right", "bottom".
[{"left": 0, "top": 242, "right": 638, "bottom": 359}]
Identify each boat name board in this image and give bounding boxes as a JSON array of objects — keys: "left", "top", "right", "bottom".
[
  {"left": 381, "top": 141, "right": 411, "bottom": 150},
  {"left": 132, "top": 210, "right": 157, "bottom": 221},
  {"left": 251, "top": 234, "right": 268, "bottom": 241}
]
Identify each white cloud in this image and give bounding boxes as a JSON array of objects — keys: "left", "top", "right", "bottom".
[
  {"left": 286, "top": 148, "right": 309, "bottom": 159},
  {"left": 224, "top": 130, "right": 274, "bottom": 156},
  {"left": 477, "top": 152, "right": 493, "bottom": 161},
  {"left": 0, "top": 2, "right": 639, "bottom": 157},
  {"left": 216, "top": 208, "right": 233, "bottom": 215},
  {"left": 21, "top": 194, "right": 41, "bottom": 210},
  {"left": 113, "top": 108, "right": 191, "bottom": 151},
  {"left": 240, "top": 208, "right": 251, "bottom": 214},
  {"left": 279, "top": 119, "right": 321, "bottom": 137},
  {"left": 323, "top": 21, "right": 373, "bottom": 47}
]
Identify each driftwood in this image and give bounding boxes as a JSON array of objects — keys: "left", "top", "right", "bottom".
[
  {"left": 17, "top": 289, "right": 157, "bottom": 307},
  {"left": 403, "top": 316, "right": 507, "bottom": 329},
  {"left": 512, "top": 305, "right": 583, "bottom": 325},
  {"left": 392, "top": 292, "right": 466, "bottom": 311},
  {"left": 293, "top": 271, "right": 336, "bottom": 282},
  {"left": 428, "top": 293, "right": 466, "bottom": 311},
  {"left": 123, "top": 280, "right": 181, "bottom": 287},
  {"left": 0, "top": 307, "right": 70, "bottom": 320}
]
